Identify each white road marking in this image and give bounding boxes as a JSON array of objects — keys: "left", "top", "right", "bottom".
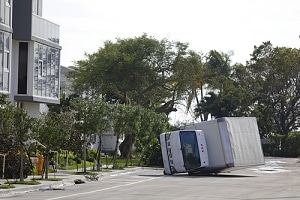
[
  {"left": 110, "top": 171, "right": 135, "bottom": 176},
  {"left": 45, "top": 176, "right": 161, "bottom": 200}
]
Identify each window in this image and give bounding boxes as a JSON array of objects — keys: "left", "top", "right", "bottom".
[
  {"left": 32, "top": 0, "right": 41, "bottom": 16},
  {"left": 33, "top": 43, "right": 60, "bottom": 98},
  {"left": 4, "top": 51, "right": 8, "bottom": 72},
  {"left": 0, "top": 0, "right": 4, "bottom": 24},
  {"left": 4, "top": 0, "right": 11, "bottom": 26},
  {"left": 38, "top": 60, "right": 43, "bottom": 77},
  {"left": 3, "top": 33, "right": 9, "bottom": 72},
  {"left": 18, "top": 42, "right": 28, "bottom": 94},
  {"left": 0, "top": 31, "right": 10, "bottom": 92},
  {"left": 0, "top": 32, "right": 3, "bottom": 90},
  {"left": 180, "top": 131, "right": 201, "bottom": 170}
]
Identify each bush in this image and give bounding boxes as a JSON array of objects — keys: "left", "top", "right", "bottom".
[
  {"left": 87, "top": 150, "right": 97, "bottom": 162},
  {"left": 262, "top": 131, "right": 300, "bottom": 157},
  {"left": 142, "top": 137, "right": 163, "bottom": 167},
  {"left": 0, "top": 153, "right": 32, "bottom": 179}
]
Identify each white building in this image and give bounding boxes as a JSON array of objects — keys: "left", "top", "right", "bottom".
[{"left": 0, "top": 0, "right": 61, "bottom": 117}]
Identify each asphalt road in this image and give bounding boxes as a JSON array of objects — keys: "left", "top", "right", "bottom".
[{"left": 3, "top": 157, "right": 300, "bottom": 200}]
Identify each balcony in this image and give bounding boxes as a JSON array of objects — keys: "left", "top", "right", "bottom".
[{"left": 32, "top": 14, "right": 59, "bottom": 44}]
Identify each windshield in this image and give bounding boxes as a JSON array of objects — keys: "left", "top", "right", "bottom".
[{"left": 180, "top": 131, "right": 201, "bottom": 170}]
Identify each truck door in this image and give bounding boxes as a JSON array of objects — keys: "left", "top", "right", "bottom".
[{"left": 179, "top": 131, "right": 201, "bottom": 171}]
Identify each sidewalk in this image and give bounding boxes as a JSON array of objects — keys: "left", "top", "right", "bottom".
[{"left": 0, "top": 166, "right": 128, "bottom": 198}]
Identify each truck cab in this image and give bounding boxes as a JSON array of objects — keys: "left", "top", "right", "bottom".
[{"left": 160, "top": 130, "right": 209, "bottom": 175}]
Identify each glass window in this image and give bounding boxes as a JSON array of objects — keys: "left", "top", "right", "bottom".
[
  {"left": 180, "top": 131, "right": 201, "bottom": 170},
  {"left": 38, "top": 60, "right": 42, "bottom": 77},
  {"left": 0, "top": 31, "right": 10, "bottom": 92},
  {"left": 4, "top": 33, "right": 9, "bottom": 71},
  {"left": 32, "top": 0, "right": 37, "bottom": 15},
  {"left": 3, "top": 70, "right": 8, "bottom": 91},
  {"left": 32, "top": 0, "right": 41, "bottom": 15},
  {"left": 0, "top": 0, "right": 4, "bottom": 24},
  {"left": 4, "top": 32, "right": 9, "bottom": 51},
  {"left": 0, "top": 32, "right": 3, "bottom": 91},
  {"left": 33, "top": 42, "right": 60, "bottom": 98},
  {"left": 0, "top": 31, "right": 3, "bottom": 51},
  {"left": 4, "top": 0, "right": 10, "bottom": 26},
  {"left": 4, "top": 51, "right": 8, "bottom": 71}
]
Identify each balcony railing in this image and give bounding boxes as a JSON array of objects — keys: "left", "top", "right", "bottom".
[{"left": 32, "top": 14, "right": 60, "bottom": 44}]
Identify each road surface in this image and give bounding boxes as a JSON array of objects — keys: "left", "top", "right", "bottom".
[{"left": 3, "top": 157, "right": 300, "bottom": 200}]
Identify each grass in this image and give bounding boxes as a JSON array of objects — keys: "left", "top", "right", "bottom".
[
  {"left": 64, "top": 157, "right": 140, "bottom": 171},
  {"left": 31, "top": 177, "right": 62, "bottom": 181},
  {"left": 0, "top": 180, "right": 41, "bottom": 190},
  {"left": 0, "top": 184, "right": 15, "bottom": 189},
  {"left": 4, "top": 180, "right": 41, "bottom": 185}
]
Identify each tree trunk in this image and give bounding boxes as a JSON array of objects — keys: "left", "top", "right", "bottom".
[
  {"left": 112, "top": 133, "right": 120, "bottom": 169},
  {"left": 125, "top": 137, "right": 134, "bottom": 167},
  {"left": 19, "top": 146, "right": 24, "bottom": 182},
  {"left": 120, "top": 134, "right": 133, "bottom": 159},
  {"left": 96, "top": 135, "right": 102, "bottom": 171},
  {"left": 83, "top": 134, "right": 87, "bottom": 173},
  {"left": 45, "top": 153, "right": 49, "bottom": 179}
]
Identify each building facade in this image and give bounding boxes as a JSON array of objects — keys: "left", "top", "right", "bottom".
[
  {"left": 0, "top": 0, "right": 12, "bottom": 94},
  {"left": 0, "top": 0, "right": 61, "bottom": 117}
]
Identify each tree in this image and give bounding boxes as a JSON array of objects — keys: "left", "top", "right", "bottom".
[
  {"left": 246, "top": 42, "right": 300, "bottom": 136},
  {"left": 34, "top": 111, "right": 75, "bottom": 178},
  {"left": 138, "top": 111, "right": 170, "bottom": 166},
  {"left": 194, "top": 50, "right": 248, "bottom": 119},
  {"left": 11, "top": 104, "right": 35, "bottom": 182},
  {"left": 69, "top": 35, "right": 205, "bottom": 160},
  {"left": 183, "top": 51, "right": 207, "bottom": 120},
  {"left": 69, "top": 34, "right": 205, "bottom": 116},
  {"left": 0, "top": 94, "right": 14, "bottom": 148},
  {"left": 71, "top": 96, "right": 111, "bottom": 172},
  {"left": 93, "top": 101, "right": 112, "bottom": 171},
  {"left": 204, "top": 50, "right": 232, "bottom": 91},
  {"left": 70, "top": 34, "right": 164, "bottom": 107},
  {"left": 118, "top": 106, "right": 142, "bottom": 165},
  {"left": 110, "top": 104, "right": 127, "bottom": 169}
]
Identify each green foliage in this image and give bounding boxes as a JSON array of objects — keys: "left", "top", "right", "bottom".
[
  {"left": 194, "top": 42, "right": 300, "bottom": 139},
  {"left": 86, "top": 150, "right": 97, "bottom": 162},
  {"left": 263, "top": 131, "right": 300, "bottom": 157},
  {"left": 142, "top": 137, "right": 163, "bottom": 166},
  {"left": 70, "top": 34, "right": 204, "bottom": 116},
  {"left": 246, "top": 42, "right": 300, "bottom": 136},
  {"left": 5, "top": 180, "right": 41, "bottom": 185},
  {"left": 0, "top": 153, "right": 32, "bottom": 179},
  {"left": 0, "top": 184, "right": 15, "bottom": 189},
  {"left": 0, "top": 94, "right": 34, "bottom": 181},
  {"left": 111, "top": 104, "right": 169, "bottom": 165},
  {"left": 35, "top": 111, "right": 75, "bottom": 151}
]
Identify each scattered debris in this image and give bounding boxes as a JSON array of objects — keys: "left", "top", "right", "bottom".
[{"left": 74, "top": 179, "right": 85, "bottom": 184}]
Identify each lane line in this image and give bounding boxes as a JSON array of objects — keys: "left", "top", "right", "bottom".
[{"left": 46, "top": 176, "right": 161, "bottom": 200}]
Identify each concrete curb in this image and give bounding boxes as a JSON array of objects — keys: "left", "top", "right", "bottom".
[
  {"left": 0, "top": 167, "right": 144, "bottom": 198},
  {"left": 0, "top": 181, "right": 75, "bottom": 198}
]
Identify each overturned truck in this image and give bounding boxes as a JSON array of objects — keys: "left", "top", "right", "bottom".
[{"left": 160, "top": 117, "right": 264, "bottom": 175}]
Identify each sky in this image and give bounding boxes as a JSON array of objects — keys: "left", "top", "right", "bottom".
[{"left": 42, "top": 0, "right": 300, "bottom": 124}]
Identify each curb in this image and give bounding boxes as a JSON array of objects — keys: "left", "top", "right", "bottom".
[
  {"left": 0, "top": 180, "right": 75, "bottom": 198},
  {"left": 0, "top": 167, "right": 143, "bottom": 198}
]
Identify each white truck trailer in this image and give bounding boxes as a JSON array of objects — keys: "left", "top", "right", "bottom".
[{"left": 160, "top": 117, "right": 264, "bottom": 175}]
